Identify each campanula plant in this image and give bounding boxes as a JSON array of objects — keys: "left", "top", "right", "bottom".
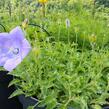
[
  {"left": 9, "top": 41, "right": 109, "bottom": 109},
  {"left": 1, "top": 0, "right": 109, "bottom": 109}
]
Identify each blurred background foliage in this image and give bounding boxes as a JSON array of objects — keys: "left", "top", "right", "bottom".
[{"left": 1, "top": 0, "right": 109, "bottom": 49}]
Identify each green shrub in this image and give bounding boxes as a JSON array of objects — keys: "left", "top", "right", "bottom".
[{"left": 10, "top": 42, "right": 109, "bottom": 109}]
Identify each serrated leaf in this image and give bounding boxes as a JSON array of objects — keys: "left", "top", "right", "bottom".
[
  {"left": 9, "top": 89, "right": 24, "bottom": 99},
  {"left": 8, "top": 79, "right": 20, "bottom": 87},
  {"left": 92, "top": 105, "right": 102, "bottom": 109},
  {"left": 59, "top": 104, "right": 66, "bottom": 109},
  {"left": 46, "top": 100, "right": 57, "bottom": 109},
  {"left": 45, "top": 95, "right": 54, "bottom": 104}
]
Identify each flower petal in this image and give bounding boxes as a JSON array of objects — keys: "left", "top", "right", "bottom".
[
  {"left": 0, "top": 33, "right": 9, "bottom": 47},
  {"left": 4, "top": 56, "right": 22, "bottom": 71},
  {"left": 21, "top": 39, "right": 31, "bottom": 59},
  {"left": 0, "top": 55, "right": 8, "bottom": 66},
  {"left": 10, "top": 26, "right": 25, "bottom": 40},
  {"left": 0, "top": 33, "right": 9, "bottom": 37}
]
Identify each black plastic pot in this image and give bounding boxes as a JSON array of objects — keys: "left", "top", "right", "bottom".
[
  {"left": 0, "top": 71, "right": 22, "bottom": 109},
  {"left": 18, "top": 95, "right": 45, "bottom": 109},
  {"left": 102, "top": 105, "right": 109, "bottom": 109},
  {"left": 104, "top": 107, "right": 109, "bottom": 109}
]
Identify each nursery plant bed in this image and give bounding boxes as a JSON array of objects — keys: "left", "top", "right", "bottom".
[
  {"left": 0, "top": 71, "right": 23, "bottom": 109},
  {"left": 11, "top": 43, "right": 109, "bottom": 109}
]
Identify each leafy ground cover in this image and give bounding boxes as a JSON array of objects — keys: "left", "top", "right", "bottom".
[{"left": 1, "top": 0, "right": 109, "bottom": 109}]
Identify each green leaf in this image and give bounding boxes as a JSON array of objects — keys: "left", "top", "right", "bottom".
[
  {"left": 92, "top": 105, "right": 102, "bottom": 109},
  {"left": 46, "top": 100, "right": 57, "bottom": 109},
  {"left": 27, "top": 106, "right": 34, "bottom": 109},
  {"left": 9, "top": 89, "right": 24, "bottom": 99},
  {"left": 8, "top": 79, "right": 20, "bottom": 87},
  {"left": 59, "top": 104, "right": 66, "bottom": 109},
  {"left": 45, "top": 95, "right": 54, "bottom": 104}
]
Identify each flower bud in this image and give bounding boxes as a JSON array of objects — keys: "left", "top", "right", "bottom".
[
  {"left": 22, "top": 18, "right": 29, "bottom": 29},
  {"left": 65, "top": 18, "right": 70, "bottom": 28}
]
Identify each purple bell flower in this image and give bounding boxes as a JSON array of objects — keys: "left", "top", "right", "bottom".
[{"left": 0, "top": 26, "right": 31, "bottom": 71}]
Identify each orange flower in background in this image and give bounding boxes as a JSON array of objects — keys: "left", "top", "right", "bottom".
[{"left": 39, "top": 0, "right": 48, "bottom": 4}]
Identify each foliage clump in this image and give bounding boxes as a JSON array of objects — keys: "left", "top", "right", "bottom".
[{"left": 10, "top": 42, "right": 109, "bottom": 109}]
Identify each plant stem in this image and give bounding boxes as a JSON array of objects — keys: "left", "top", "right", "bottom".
[
  {"left": 28, "top": 23, "right": 50, "bottom": 36},
  {"left": 67, "top": 28, "right": 70, "bottom": 44},
  {"left": 92, "top": 0, "right": 96, "bottom": 18},
  {"left": 42, "top": 3, "right": 45, "bottom": 17},
  {"left": 0, "top": 23, "right": 6, "bottom": 32}
]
